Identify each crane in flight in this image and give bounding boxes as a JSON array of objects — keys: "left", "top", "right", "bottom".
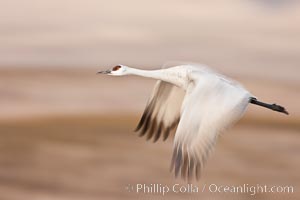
[{"left": 98, "top": 63, "right": 288, "bottom": 181}]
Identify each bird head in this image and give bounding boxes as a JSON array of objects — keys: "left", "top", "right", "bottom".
[{"left": 97, "top": 64, "right": 128, "bottom": 76}]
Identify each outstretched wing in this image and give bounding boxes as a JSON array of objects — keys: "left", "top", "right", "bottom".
[
  {"left": 170, "top": 74, "right": 251, "bottom": 181},
  {"left": 135, "top": 81, "right": 185, "bottom": 142}
]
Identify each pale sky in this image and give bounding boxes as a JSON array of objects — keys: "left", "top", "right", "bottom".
[{"left": 0, "top": 0, "right": 299, "bottom": 70}]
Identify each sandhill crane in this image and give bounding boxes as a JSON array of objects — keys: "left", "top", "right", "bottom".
[{"left": 98, "top": 63, "right": 288, "bottom": 181}]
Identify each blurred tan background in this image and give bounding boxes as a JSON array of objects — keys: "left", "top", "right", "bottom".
[{"left": 0, "top": 0, "right": 299, "bottom": 199}]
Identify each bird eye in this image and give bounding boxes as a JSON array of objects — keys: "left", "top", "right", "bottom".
[{"left": 112, "top": 65, "right": 121, "bottom": 71}]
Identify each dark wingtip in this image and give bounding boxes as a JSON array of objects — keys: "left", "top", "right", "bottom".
[
  {"left": 195, "top": 163, "right": 201, "bottom": 181},
  {"left": 134, "top": 115, "right": 145, "bottom": 132},
  {"left": 134, "top": 125, "right": 140, "bottom": 132},
  {"left": 153, "top": 122, "right": 163, "bottom": 143}
]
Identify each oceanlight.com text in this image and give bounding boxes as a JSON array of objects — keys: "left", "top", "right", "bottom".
[{"left": 125, "top": 183, "right": 294, "bottom": 196}]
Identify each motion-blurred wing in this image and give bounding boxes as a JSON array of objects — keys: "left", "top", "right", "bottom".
[
  {"left": 170, "top": 75, "right": 251, "bottom": 180},
  {"left": 135, "top": 81, "right": 185, "bottom": 142}
]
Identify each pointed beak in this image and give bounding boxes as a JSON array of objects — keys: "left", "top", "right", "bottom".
[{"left": 97, "top": 70, "right": 111, "bottom": 74}]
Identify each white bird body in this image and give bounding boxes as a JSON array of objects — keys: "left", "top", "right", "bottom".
[{"left": 98, "top": 63, "right": 288, "bottom": 181}]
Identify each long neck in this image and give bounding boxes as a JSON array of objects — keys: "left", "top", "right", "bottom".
[
  {"left": 127, "top": 68, "right": 164, "bottom": 79},
  {"left": 126, "top": 67, "right": 185, "bottom": 88}
]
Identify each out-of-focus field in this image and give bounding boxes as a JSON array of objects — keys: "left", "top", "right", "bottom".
[
  {"left": 0, "top": 69, "right": 299, "bottom": 200},
  {"left": 0, "top": 115, "right": 299, "bottom": 200}
]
